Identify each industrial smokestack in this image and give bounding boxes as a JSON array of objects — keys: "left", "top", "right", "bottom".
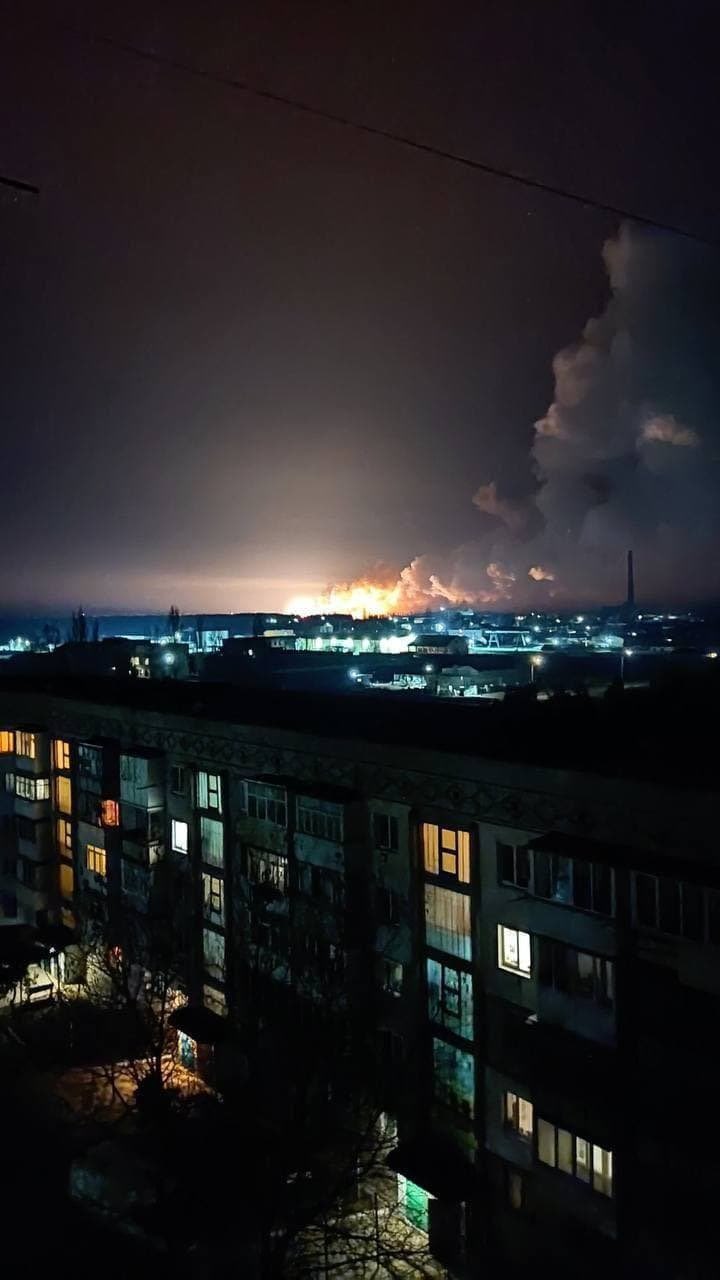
[{"left": 626, "top": 550, "right": 635, "bottom": 608}]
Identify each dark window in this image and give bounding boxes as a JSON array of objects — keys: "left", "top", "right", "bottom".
[
  {"left": 498, "top": 842, "right": 515, "bottom": 884},
  {"left": 16, "top": 816, "right": 36, "bottom": 842},
  {"left": 540, "top": 940, "right": 614, "bottom": 1008},
  {"left": 682, "top": 882, "right": 703, "bottom": 941},
  {"left": 170, "top": 766, "right": 185, "bottom": 795},
  {"left": 534, "top": 850, "right": 551, "bottom": 899},
  {"left": 573, "top": 858, "right": 592, "bottom": 910},
  {"left": 592, "top": 863, "right": 612, "bottom": 916},
  {"left": 373, "top": 813, "right": 399, "bottom": 851},
  {"left": 516, "top": 846, "right": 531, "bottom": 889},
  {"left": 658, "top": 877, "right": 681, "bottom": 935},
  {"left": 709, "top": 891, "right": 720, "bottom": 945},
  {"left": 636, "top": 873, "right": 657, "bottom": 927},
  {"left": 376, "top": 886, "right": 401, "bottom": 926}
]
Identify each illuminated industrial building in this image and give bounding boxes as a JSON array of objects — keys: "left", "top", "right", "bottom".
[{"left": 0, "top": 674, "right": 717, "bottom": 1276}]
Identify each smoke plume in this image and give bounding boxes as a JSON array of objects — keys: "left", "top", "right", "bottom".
[{"left": 290, "top": 224, "right": 720, "bottom": 615}]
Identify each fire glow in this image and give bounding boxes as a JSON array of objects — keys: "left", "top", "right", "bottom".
[{"left": 285, "top": 559, "right": 558, "bottom": 618}]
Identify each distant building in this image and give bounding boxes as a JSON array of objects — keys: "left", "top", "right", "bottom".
[
  {"left": 408, "top": 634, "right": 468, "bottom": 656},
  {"left": 434, "top": 665, "right": 519, "bottom": 697}
]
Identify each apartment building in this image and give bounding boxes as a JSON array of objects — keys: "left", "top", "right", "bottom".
[{"left": 0, "top": 674, "right": 718, "bottom": 1277}]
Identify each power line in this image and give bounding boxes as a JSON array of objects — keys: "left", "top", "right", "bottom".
[
  {"left": 63, "top": 24, "right": 719, "bottom": 251},
  {"left": 0, "top": 173, "right": 39, "bottom": 199}
]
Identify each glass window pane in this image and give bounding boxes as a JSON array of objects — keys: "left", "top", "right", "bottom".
[
  {"left": 426, "top": 958, "right": 441, "bottom": 1024},
  {"left": 498, "top": 842, "right": 515, "bottom": 883},
  {"left": 682, "top": 882, "right": 703, "bottom": 941},
  {"left": 518, "top": 930, "right": 531, "bottom": 974},
  {"left": 457, "top": 831, "right": 471, "bottom": 884},
  {"left": 441, "top": 828, "right": 456, "bottom": 852},
  {"left": 557, "top": 1128, "right": 573, "bottom": 1174},
  {"left": 592, "top": 862, "right": 612, "bottom": 915},
  {"left": 501, "top": 926, "right": 518, "bottom": 969},
  {"left": 592, "top": 1145, "right": 613, "bottom": 1197},
  {"left": 518, "top": 1097, "right": 533, "bottom": 1140},
  {"left": 423, "top": 823, "right": 439, "bottom": 875},
  {"left": 537, "top": 1118, "right": 556, "bottom": 1167},
  {"left": 425, "top": 885, "right": 471, "bottom": 959},
  {"left": 441, "top": 849, "right": 458, "bottom": 876},
  {"left": 573, "top": 858, "right": 592, "bottom": 909},
  {"left": 658, "top": 877, "right": 681, "bottom": 935},
  {"left": 575, "top": 1137, "right": 591, "bottom": 1182},
  {"left": 516, "top": 846, "right": 530, "bottom": 889},
  {"left": 534, "top": 851, "right": 551, "bottom": 899},
  {"left": 636, "top": 873, "right": 657, "bottom": 927},
  {"left": 552, "top": 856, "right": 572, "bottom": 904}
]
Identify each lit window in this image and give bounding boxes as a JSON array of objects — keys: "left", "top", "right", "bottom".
[
  {"left": 171, "top": 819, "right": 189, "bottom": 854},
  {"left": 203, "top": 927, "right": 225, "bottom": 980},
  {"left": 498, "top": 924, "right": 532, "bottom": 977},
  {"left": 424, "top": 884, "right": 471, "bottom": 960},
  {"left": 503, "top": 1091, "right": 533, "bottom": 1140},
  {"left": 397, "top": 1176, "right": 431, "bottom": 1233},
  {"left": 54, "top": 775, "right": 72, "bottom": 814},
  {"left": 59, "top": 862, "right": 74, "bottom": 901},
  {"left": 432, "top": 1037, "right": 474, "bottom": 1117},
  {"left": 86, "top": 844, "right": 107, "bottom": 877},
  {"left": 537, "top": 1117, "right": 613, "bottom": 1197},
  {"left": 56, "top": 818, "right": 72, "bottom": 852},
  {"left": 16, "top": 731, "right": 37, "bottom": 760},
  {"left": 427, "top": 957, "right": 473, "bottom": 1038},
  {"left": 196, "top": 770, "right": 222, "bottom": 813},
  {"left": 200, "top": 816, "right": 224, "bottom": 866},
  {"left": 244, "top": 780, "right": 287, "bottom": 825},
  {"left": 422, "top": 822, "right": 470, "bottom": 883},
  {"left": 203, "top": 983, "right": 226, "bottom": 1017},
  {"left": 15, "top": 775, "right": 50, "bottom": 802},
  {"left": 0, "top": 730, "right": 15, "bottom": 754},
  {"left": 101, "top": 799, "right": 119, "bottom": 826},
  {"left": 203, "top": 873, "right": 224, "bottom": 923},
  {"left": 52, "top": 739, "right": 71, "bottom": 770}
]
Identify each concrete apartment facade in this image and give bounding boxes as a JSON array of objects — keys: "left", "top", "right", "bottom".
[{"left": 0, "top": 677, "right": 718, "bottom": 1277}]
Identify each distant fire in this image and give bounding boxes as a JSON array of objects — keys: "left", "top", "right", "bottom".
[{"left": 284, "top": 554, "right": 553, "bottom": 619}]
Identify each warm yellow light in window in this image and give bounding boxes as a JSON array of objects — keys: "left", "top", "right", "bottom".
[
  {"left": 16, "top": 731, "right": 36, "bottom": 759},
  {"left": 86, "top": 844, "right": 106, "bottom": 876},
  {"left": 53, "top": 739, "right": 70, "bottom": 770},
  {"left": 422, "top": 823, "right": 439, "bottom": 875},
  {"left": 101, "top": 799, "right": 119, "bottom": 826},
  {"left": 59, "top": 862, "right": 74, "bottom": 900},
  {"left": 0, "top": 730, "right": 15, "bottom": 754},
  {"left": 457, "top": 831, "right": 470, "bottom": 884},
  {"left": 56, "top": 818, "right": 72, "bottom": 852},
  {"left": 55, "top": 775, "right": 72, "bottom": 815}
]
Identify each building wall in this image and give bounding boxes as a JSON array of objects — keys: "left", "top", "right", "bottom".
[{"left": 1, "top": 686, "right": 719, "bottom": 1276}]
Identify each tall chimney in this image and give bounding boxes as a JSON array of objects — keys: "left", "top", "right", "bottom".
[{"left": 626, "top": 549, "right": 635, "bottom": 608}]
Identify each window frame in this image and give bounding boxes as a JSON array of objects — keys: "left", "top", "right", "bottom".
[
  {"left": 196, "top": 770, "right": 222, "bottom": 813},
  {"left": 244, "top": 779, "right": 286, "bottom": 826},
  {"left": 171, "top": 818, "right": 189, "bottom": 855},
  {"left": 498, "top": 840, "right": 615, "bottom": 918},
  {"left": 52, "top": 738, "right": 71, "bottom": 771},
  {"left": 373, "top": 812, "right": 399, "bottom": 851},
  {"left": 536, "top": 1117, "right": 613, "bottom": 1198},
  {"left": 16, "top": 731, "right": 37, "bottom": 760},
  {"left": 85, "top": 843, "right": 107, "bottom": 877},
  {"left": 503, "top": 1090, "right": 534, "bottom": 1142},
  {"left": 497, "top": 924, "right": 532, "bottom": 977},
  {"left": 422, "top": 822, "right": 471, "bottom": 885}
]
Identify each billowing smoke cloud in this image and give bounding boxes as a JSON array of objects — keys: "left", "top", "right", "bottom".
[
  {"left": 291, "top": 224, "right": 720, "bottom": 615},
  {"left": 471, "top": 223, "right": 720, "bottom": 604}
]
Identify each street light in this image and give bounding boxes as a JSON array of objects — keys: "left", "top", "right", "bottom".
[
  {"left": 530, "top": 655, "right": 543, "bottom": 684},
  {"left": 620, "top": 648, "right": 633, "bottom": 681}
]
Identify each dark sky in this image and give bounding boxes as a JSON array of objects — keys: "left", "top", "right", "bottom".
[{"left": 2, "top": 1, "right": 719, "bottom": 612}]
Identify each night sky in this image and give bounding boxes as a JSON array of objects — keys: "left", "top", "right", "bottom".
[{"left": 2, "top": 1, "right": 720, "bottom": 612}]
